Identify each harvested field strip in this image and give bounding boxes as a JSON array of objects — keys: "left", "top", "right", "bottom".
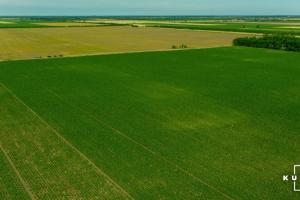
[
  {"left": 33, "top": 22, "right": 99, "bottom": 27},
  {"left": 0, "top": 84, "right": 132, "bottom": 199},
  {"left": 278, "top": 26, "right": 300, "bottom": 29},
  {"left": 0, "top": 21, "right": 14, "bottom": 24},
  {"left": 0, "top": 26, "right": 253, "bottom": 61}
]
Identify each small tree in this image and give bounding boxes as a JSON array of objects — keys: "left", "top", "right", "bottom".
[{"left": 180, "top": 44, "right": 188, "bottom": 49}]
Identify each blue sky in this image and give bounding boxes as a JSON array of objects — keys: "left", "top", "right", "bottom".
[{"left": 0, "top": 0, "right": 299, "bottom": 16}]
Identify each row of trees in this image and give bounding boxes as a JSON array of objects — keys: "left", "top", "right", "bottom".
[{"left": 233, "top": 34, "right": 300, "bottom": 52}]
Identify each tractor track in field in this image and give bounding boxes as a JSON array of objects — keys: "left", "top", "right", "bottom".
[
  {"left": 0, "top": 144, "right": 37, "bottom": 200},
  {"left": 0, "top": 83, "right": 135, "bottom": 200},
  {"left": 47, "top": 89, "right": 236, "bottom": 200}
]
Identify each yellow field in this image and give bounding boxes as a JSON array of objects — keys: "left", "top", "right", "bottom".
[
  {"left": 85, "top": 19, "right": 220, "bottom": 26},
  {"left": 0, "top": 26, "right": 253, "bottom": 60},
  {"left": 278, "top": 26, "right": 300, "bottom": 29},
  {"left": 0, "top": 21, "right": 14, "bottom": 24}
]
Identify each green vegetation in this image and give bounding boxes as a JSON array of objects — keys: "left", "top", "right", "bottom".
[
  {"left": 0, "top": 20, "right": 47, "bottom": 28},
  {"left": 1, "top": 17, "right": 300, "bottom": 36},
  {"left": 0, "top": 85, "right": 132, "bottom": 199},
  {"left": 171, "top": 44, "right": 188, "bottom": 49},
  {"left": 233, "top": 34, "right": 300, "bottom": 52},
  {"left": 0, "top": 47, "right": 299, "bottom": 199},
  {"left": 0, "top": 18, "right": 115, "bottom": 28},
  {"left": 148, "top": 22, "right": 300, "bottom": 35}
]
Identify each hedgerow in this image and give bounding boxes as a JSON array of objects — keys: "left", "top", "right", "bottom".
[{"left": 233, "top": 34, "right": 300, "bottom": 52}]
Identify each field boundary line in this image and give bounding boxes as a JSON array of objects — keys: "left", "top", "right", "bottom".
[
  {"left": 0, "top": 144, "right": 36, "bottom": 200},
  {"left": 0, "top": 83, "right": 135, "bottom": 200},
  {"left": 54, "top": 45, "right": 232, "bottom": 59},
  {"left": 148, "top": 26, "right": 261, "bottom": 35},
  {"left": 0, "top": 45, "right": 232, "bottom": 63},
  {"left": 48, "top": 89, "right": 236, "bottom": 200}
]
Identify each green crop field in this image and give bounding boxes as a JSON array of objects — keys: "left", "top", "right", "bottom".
[
  {"left": 0, "top": 84, "right": 132, "bottom": 199},
  {"left": 147, "top": 22, "right": 300, "bottom": 35},
  {"left": 86, "top": 19, "right": 300, "bottom": 35},
  {"left": 2, "top": 17, "right": 300, "bottom": 35},
  {"left": 0, "top": 47, "right": 299, "bottom": 199},
  {"left": 0, "top": 20, "right": 46, "bottom": 28}
]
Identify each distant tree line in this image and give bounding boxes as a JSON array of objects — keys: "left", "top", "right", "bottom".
[{"left": 233, "top": 34, "right": 300, "bottom": 52}]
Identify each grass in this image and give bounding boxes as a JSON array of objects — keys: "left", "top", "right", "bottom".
[
  {"left": 0, "top": 26, "right": 252, "bottom": 61},
  {"left": 0, "top": 47, "right": 299, "bottom": 199}
]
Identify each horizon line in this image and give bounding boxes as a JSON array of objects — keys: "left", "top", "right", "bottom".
[{"left": 1, "top": 14, "right": 300, "bottom": 17}]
